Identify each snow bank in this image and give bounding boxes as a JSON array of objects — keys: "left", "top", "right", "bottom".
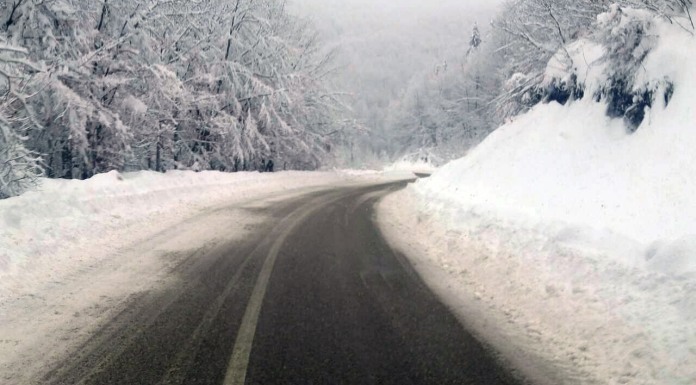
[
  {"left": 419, "top": 94, "right": 696, "bottom": 274},
  {"left": 378, "top": 10, "right": 696, "bottom": 385},
  {"left": 0, "top": 170, "right": 397, "bottom": 296},
  {"left": 420, "top": 13, "right": 696, "bottom": 275},
  {"left": 384, "top": 159, "right": 438, "bottom": 175},
  {"left": 333, "top": 168, "right": 418, "bottom": 180}
]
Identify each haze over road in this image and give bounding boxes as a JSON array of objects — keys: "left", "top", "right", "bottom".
[{"left": 42, "top": 181, "right": 523, "bottom": 385}]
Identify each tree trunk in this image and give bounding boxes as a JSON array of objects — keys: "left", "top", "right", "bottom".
[
  {"left": 4, "top": 0, "right": 25, "bottom": 31},
  {"left": 97, "top": 1, "right": 108, "bottom": 32},
  {"left": 61, "top": 139, "right": 73, "bottom": 179},
  {"left": 156, "top": 143, "right": 161, "bottom": 172}
]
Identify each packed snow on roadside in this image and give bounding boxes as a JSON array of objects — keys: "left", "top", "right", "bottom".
[
  {"left": 379, "top": 9, "right": 696, "bottom": 385},
  {"left": 0, "top": 169, "right": 409, "bottom": 296},
  {"left": 380, "top": 148, "right": 441, "bottom": 175},
  {"left": 384, "top": 159, "right": 438, "bottom": 175}
]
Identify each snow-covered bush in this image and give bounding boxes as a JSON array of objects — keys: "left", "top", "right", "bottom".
[
  {"left": 498, "top": 3, "right": 685, "bottom": 132},
  {"left": 490, "top": 1, "right": 693, "bottom": 131},
  {"left": 491, "top": 0, "right": 606, "bottom": 119},
  {"left": 587, "top": 5, "right": 682, "bottom": 131}
]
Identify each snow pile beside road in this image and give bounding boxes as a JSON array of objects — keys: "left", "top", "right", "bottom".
[
  {"left": 384, "top": 159, "right": 437, "bottom": 175},
  {"left": 334, "top": 168, "right": 417, "bottom": 181},
  {"left": 378, "top": 11, "right": 696, "bottom": 385},
  {"left": 0, "top": 170, "right": 391, "bottom": 297}
]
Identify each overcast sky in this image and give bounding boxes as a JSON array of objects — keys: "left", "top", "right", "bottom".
[
  {"left": 292, "top": 0, "right": 505, "bottom": 24},
  {"left": 291, "top": 0, "right": 505, "bottom": 37}
]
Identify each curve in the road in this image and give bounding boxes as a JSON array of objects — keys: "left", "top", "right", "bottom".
[{"left": 42, "top": 181, "right": 526, "bottom": 385}]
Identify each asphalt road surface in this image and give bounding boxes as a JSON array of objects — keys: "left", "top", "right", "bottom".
[{"left": 43, "top": 181, "right": 525, "bottom": 385}]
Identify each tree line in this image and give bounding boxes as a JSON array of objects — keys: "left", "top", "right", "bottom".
[{"left": 0, "top": 0, "right": 350, "bottom": 198}]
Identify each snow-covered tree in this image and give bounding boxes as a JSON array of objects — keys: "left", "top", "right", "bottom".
[
  {"left": 489, "top": 0, "right": 693, "bottom": 121},
  {"left": 0, "top": 0, "right": 350, "bottom": 191},
  {"left": 624, "top": 0, "right": 694, "bottom": 29},
  {"left": 490, "top": 0, "right": 606, "bottom": 118},
  {"left": 386, "top": 22, "right": 500, "bottom": 161},
  {"left": 0, "top": 39, "right": 42, "bottom": 198},
  {"left": 468, "top": 23, "right": 482, "bottom": 54}
]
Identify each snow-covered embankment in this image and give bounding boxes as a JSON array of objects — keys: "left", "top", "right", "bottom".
[{"left": 378, "top": 8, "right": 696, "bottom": 385}]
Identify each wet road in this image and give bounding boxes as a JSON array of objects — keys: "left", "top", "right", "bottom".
[{"left": 43, "top": 181, "right": 524, "bottom": 385}]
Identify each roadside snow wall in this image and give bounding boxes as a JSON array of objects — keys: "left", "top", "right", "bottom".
[
  {"left": 379, "top": 7, "right": 696, "bottom": 385},
  {"left": 0, "top": 170, "right": 396, "bottom": 296}
]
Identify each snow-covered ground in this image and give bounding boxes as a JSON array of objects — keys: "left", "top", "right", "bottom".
[
  {"left": 0, "top": 169, "right": 410, "bottom": 384},
  {"left": 383, "top": 159, "right": 438, "bottom": 175},
  {"left": 0, "top": 170, "right": 399, "bottom": 295},
  {"left": 378, "top": 9, "right": 696, "bottom": 385}
]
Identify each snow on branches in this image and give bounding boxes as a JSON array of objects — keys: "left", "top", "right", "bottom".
[
  {"left": 490, "top": 0, "right": 692, "bottom": 125},
  {"left": 0, "top": 0, "right": 348, "bottom": 190},
  {"left": 0, "top": 38, "right": 42, "bottom": 198}
]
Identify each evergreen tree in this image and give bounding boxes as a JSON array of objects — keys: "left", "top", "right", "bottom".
[{"left": 468, "top": 23, "right": 482, "bottom": 54}]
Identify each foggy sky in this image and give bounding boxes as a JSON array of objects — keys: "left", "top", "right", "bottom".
[
  {"left": 293, "top": 0, "right": 505, "bottom": 46},
  {"left": 293, "top": 0, "right": 505, "bottom": 26},
  {"left": 290, "top": 0, "right": 506, "bottom": 139}
]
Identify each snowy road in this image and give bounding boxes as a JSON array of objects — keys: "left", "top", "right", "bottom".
[{"left": 38, "top": 181, "right": 523, "bottom": 385}]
